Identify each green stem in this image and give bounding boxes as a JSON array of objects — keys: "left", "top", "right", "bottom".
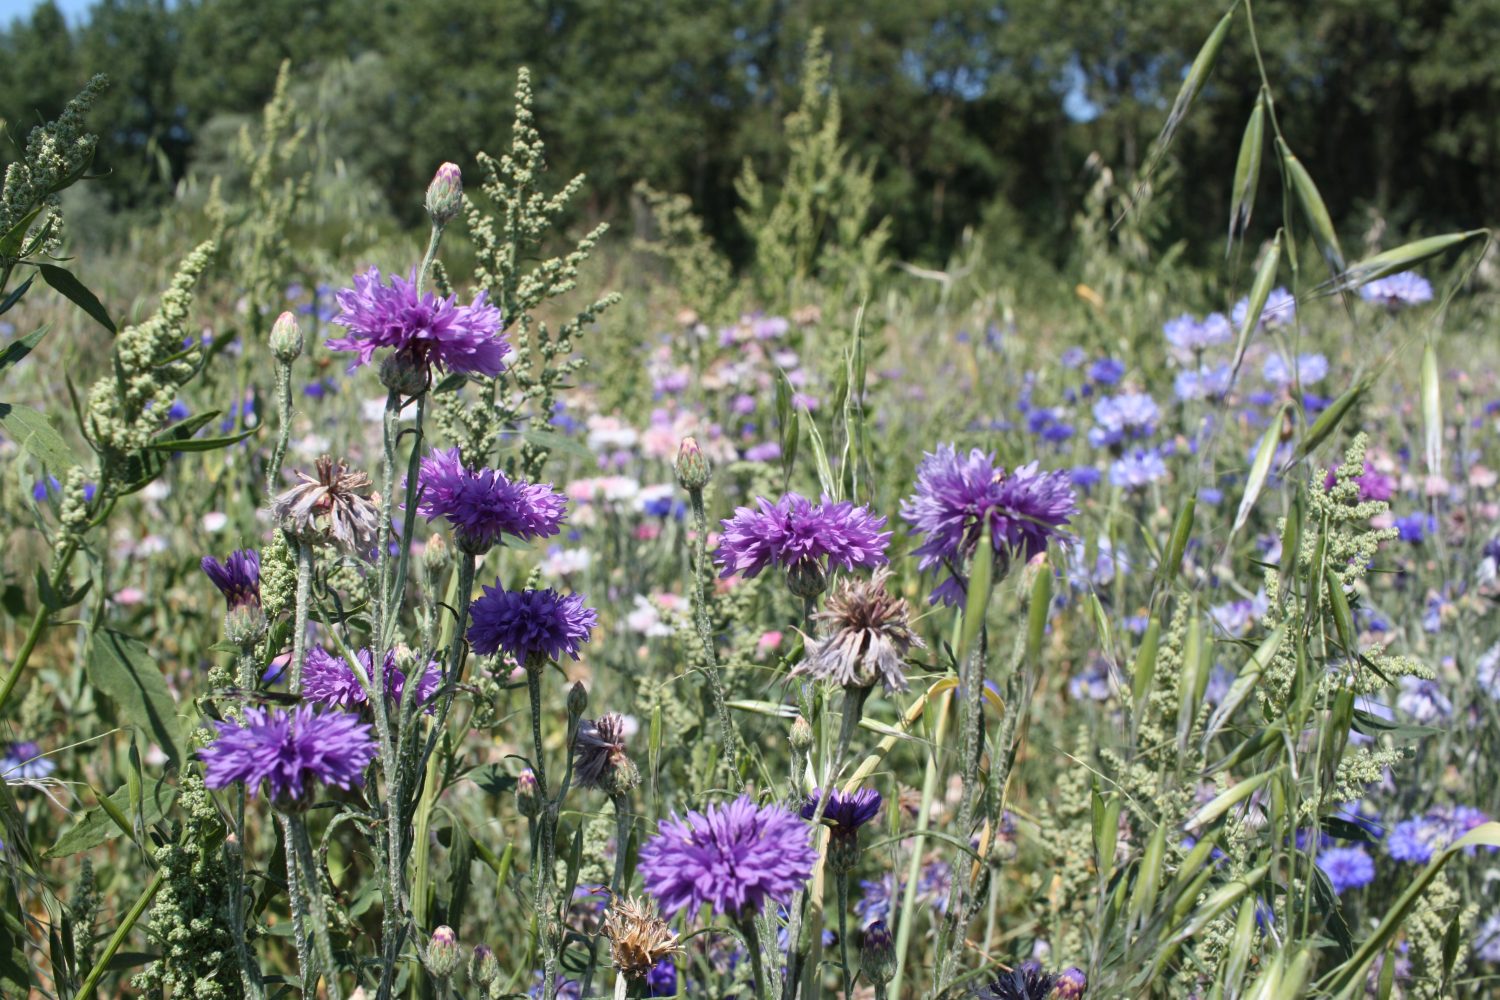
[
  {"left": 287, "top": 811, "right": 344, "bottom": 1000},
  {"left": 289, "top": 540, "right": 313, "bottom": 693},
  {"left": 687, "top": 487, "right": 738, "bottom": 779},
  {"left": 69, "top": 867, "right": 163, "bottom": 1000},
  {"left": 278, "top": 813, "right": 312, "bottom": 991},
  {"left": 740, "top": 917, "right": 769, "bottom": 1000},
  {"left": 266, "top": 356, "right": 293, "bottom": 500},
  {"left": 0, "top": 539, "right": 79, "bottom": 718},
  {"left": 837, "top": 877, "right": 852, "bottom": 993},
  {"left": 611, "top": 793, "right": 631, "bottom": 896}
]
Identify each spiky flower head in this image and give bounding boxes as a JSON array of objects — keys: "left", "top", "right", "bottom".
[
  {"left": 467, "top": 583, "right": 598, "bottom": 663},
  {"left": 201, "top": 549, "right": 261, "bottom": 610},
  {"left": 902, "top": 445, "right": 1077, "bottom": 605},
  {"left": 416, "top": 446, "right": 567, "bottom": 554},
  {"left": 574, "top": 713, "right": 631, "bottom": 790},
  {"left": 861, "top": 920, "right": 896, "bottom": 986},
  {"left": 470, "top": 944, "right": 501, "bottom": 988},
  {"left": 301, "top": 646, "right": 442, "bottom": 711},
  {"left": 972, "top": 961, "right": 1058, "bottom": 1000},
  {"left": 271, "top": 456, "right": 381, "bottom": 553},
  {"left": 198, "top": 704, "right": 375, "bottom": 806},
  {"left": 425, "top": 162, "right": 463, "bottom": 225},
  {"left": 1053, "top": 967, "right": 1087, "bottom": 999},
  {"left": 801, "top": 787, "right": 882, "bottom": 831},
  {"left": 328, "top": 266, "right": 508, "bottom": 378},
  {"left": 426, "top": 925, "right": 461, "bottom": 979},
  {"left": 1359, "top": 271, "right": 1433, "bottom": 310},
  {"left": 797, "top": 568, "right": 923, "bottom": 691},
  {"left": 638, "top": 795, "right": 816, "bottom": 918},
  {"left": 715, "top": 492, "right": 890, "bottom": 583},
  {"left": 602, "top": 895, "right": 681, "bottom": 981},
  {"left": 516, "top": 768, "right": 541, "bottom": 817}
]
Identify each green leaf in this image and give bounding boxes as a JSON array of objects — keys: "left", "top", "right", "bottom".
[
  {"left": 0, "top": 883, "right": 28, "bottom": 997},
  {"left": 0, "top": 275, "right": 36, "bottom": 319},
  {"left": 145, "top": 425, "right": 259, "bottom": 453},
  {"left": 85, "top": 630, "right": 185, "bottom": 767},
  {"left": 0, "top": 401, "right": 76, "bottom": 469},
  {"left": 0, "top": 322, "right": 47, "bottom": 376},
  {"left": 37, "top": 264, "right": 115, "bottom": 334},
  {"left": 48, "top": 777, "right": 178, "bottom": 858},
  {"left": 0, "top": 205, "right": 44, "bottom": 258}
]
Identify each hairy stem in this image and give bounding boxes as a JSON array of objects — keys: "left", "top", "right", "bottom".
[
  {"left": 288, "top": 539, "right": 313, "bottom": 693},
  {"left": 687, "top": 487, "right": 738, "bottom": 779},
  {"left": 287, "top": 811, "right": 344, "bottom": 1000}
]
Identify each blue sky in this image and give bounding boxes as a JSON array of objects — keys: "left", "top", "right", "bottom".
[{"left": 0, "top": 0, "right": 95, "bottom": 26}]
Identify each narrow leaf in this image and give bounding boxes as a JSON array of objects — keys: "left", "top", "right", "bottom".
[{"left": 38, "top": 263, "right": 115, "bottom": 334}]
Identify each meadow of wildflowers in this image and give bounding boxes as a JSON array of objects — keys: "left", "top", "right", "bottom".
[{"left": 3, "top": 13, "right": 1500, "bottom": 1000}]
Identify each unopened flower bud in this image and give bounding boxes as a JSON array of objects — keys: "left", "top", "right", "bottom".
[
  {"left": 469, "top": 944, "right": 500, "bottom": 987},
  {"left": 789, "top": 715, "right": 814, "bottom": 751},
  {"left": 567, "top": 681, "right": 588, "bottom": 719},
  {"left": 674, "top": 436, "right": 711, "bottom": 492},
  {"left": 828, "top": 827, "right": 861, "bottom": 875},
  {"left": 517, "top": 768, "right": 541, "bottom": 818},
  {"left": 425, "top": 162, "right": 463, "bottom": 226},
  {"left": 269, "top": 310, "right": 303, "bottom": 363},
  {"left": 785, "top": 560, "right": 828, "bottom": 600},
  {"left": 223, "top": 603, "right": 266, "bottom": 647},
  {"left": 422, "top": 531, "right": 451, "bottom": 572},
  {"left": 425, "top": 925, "right": 460, "bottom": 979},
  {"left": 379, "top": 351, "right": 428, "bottom": 397},
  {"left": 604, "top": 755, "right": 641, "bottom": 798},
  {"left": 1053, "top": 967, "right": 1087, "bottom": 999},
  {"left": 860, "top": 920, "right": 896, "bottom": 986}
]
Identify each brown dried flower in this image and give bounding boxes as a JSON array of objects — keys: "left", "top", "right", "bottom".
[
  {"left": 795, "top": 568, "right": 924, "bottom": 691},
  {"left": 602, "top": 895, "right": 680, "bottom": 981},
  {"left": 271, "top": 455, "right": 381, "bottom": 552}
]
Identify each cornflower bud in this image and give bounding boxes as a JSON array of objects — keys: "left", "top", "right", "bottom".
[
  {"left": 469, "top": 944, "right": 500, "bottom": 988},
  {"left": 789, "top": 715, "right": 814, "bottom": 751},
  {"left": 269, "top": 310, "right": 303, "bottom": 363},
  {"left": 517, "top": 768, "right": 541, "bottom": 818},
  {"left": 567, "top": 680, "right": 588, "bottom": 720},
  {"left": 425, "top": 925, "right": 460, "bottom": 979},
  {"left": 860, "top": 920, "right": 896, "bottom": 986},
  {"left": 1053, "top": 967, "right": 1088, "bottom": 999},
  {"left": 674, "top": 436, "right": 711, "bottom": 492},
  {"left": 425, "top": 162, "right": 463, "bottom": 226}
]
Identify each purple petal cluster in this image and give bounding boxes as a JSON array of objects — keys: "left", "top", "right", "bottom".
[
  {"left": 1386, "top": 805, "right": 1492, "bottom": 864},
  {"left": 301, "top": 646, "right": 442, "bottom": 710},
  {"left": 1, "top": 741, "right": 55, "bottom": 781},
  {"left": 201, "top": 549, "right": 260, "bottom": 609},
  {"left": 328, "top": 267, "right": 508, "bottom": 376},
  {"left": 467, "top": 583, "right": 598, "bottom": 662},
  {"left": 714, "top": 492, "right": 890, "bottom": 579},
  {"left": 417, "top": 447, "right": 567, "bottom": 553},
  {"left": 1360, "top": 271, "right": 1433, "bottom": 309},
  {"left": 1316, "top": 845, "right": 1376, "bottom": 895},
  {"left": 199, "top": 704, "right": 375, "bottom": 802},
  {"left": 1109, "top": 448, "right": 1168, "bottom": 490},
  {"left": 801, "top": 787, "right": 882, "bottom": 830},
  {"left": 1324, "top": 462, "right": 1394, "bottom": 503},
  {"left": 1232, "top": 286, "right": 1297, "bottom": 329},
  {"left": 1088, "top": 392, "right": 1159, "bottom": 447},
  {"left": 638, "top": 795, "right": 816, "bottom": 918},
  {"left": 901, "top": 445, "right": 1078, "bottom": 605},
  {"left": 1163, "top": 311, "right": 1231, "bottom": 356}
]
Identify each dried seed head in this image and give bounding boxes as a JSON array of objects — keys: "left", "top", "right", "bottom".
[
  {"left": 602, "top": 895, "right": 680, "bottom": 981},
  {"left": 271, "top": 456, "right": 381, "bottom": 553},
  {"left": 795, "top": 568, "right": 924, "bottom": 691}
]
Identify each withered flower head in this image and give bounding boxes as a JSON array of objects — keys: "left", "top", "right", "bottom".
[
  {"left": 602, "top": 895, "right": 680, "bottom": 981},
  {"left": 795, "top": 568, "right": 924, "bottom": 692},
  {"left": 573, "top": 712, "right": 630, "bottom": 790},
  {"left": 272, "top": 456, "right": 382, "bottom": 553}
]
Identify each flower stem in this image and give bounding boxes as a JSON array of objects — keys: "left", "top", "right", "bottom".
[
  {"left": 277, "top": 813, "right": 312, "bottom": 991},
  {"left": 266, "top": 355, "right": 293, "bottom": 500},
  {"left": 611, "top": 793, "right": 631, "bottom": 896},
  {"left": 740, "top": 916, "right": 769, "bottom": 1000},
  {"left": 288, "top": 539, "right": 313, "bottom": 694},
  {"left": 686, "top": 487, "right": 738, "bottom": 780},
  {"left": 287, "top": 811, "right": 344, "bottom": 1000}
]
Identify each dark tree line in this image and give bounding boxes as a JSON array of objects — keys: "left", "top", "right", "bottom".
[{"left": 1, "top": 0, "right": 1496, "bottom": 265}]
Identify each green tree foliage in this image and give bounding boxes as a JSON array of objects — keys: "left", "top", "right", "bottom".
[{"left": 0, "top": 0, "right": 1496, "bottom": 264}]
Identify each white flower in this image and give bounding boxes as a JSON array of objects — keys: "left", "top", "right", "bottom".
[{"left": 201, "top": 511, "right": 229, "bottom": 533}]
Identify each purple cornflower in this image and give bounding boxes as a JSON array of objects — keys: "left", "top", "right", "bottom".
[
  {"left": 416, "top": 447, "right": 567, "bottom": 554},
  {"left": 301, "top": 646, "right": 441, "bottom": 710},
  {"left": 638, "top": 795, "right": 816, "bottom": 918},
  {"left": 467, "top": 584, "right": 597, "bottom": 663},
  {"left": 1109, "top": 448, "right": 1167, "bottom": 490},
  {"left": 855, "top": 871, "right": 902, "bottom": 928},
  {"left": 1324, "top": 462, "right": 1394, "bottom": 503},
  {"left": 902, "top": 445, "right": 1077, "bottom": 605},
  {"left": 1476, "top": 912, "right": 1500, "bottom": 963},
  {"left": 916, "top": 860, "right": 952, "bottom": 913},
  {"left": 1088, "top": 357, "right": 1125, "bottom": 385},
  {"left": 201, "top": 549, "right": 260, "bottom": 609},
  {"left": 1174, "top": 364, "right": 1232, "bottom": 402},
  {"left": 973, "top": 960, "right": 1056, "bottom": 1000},
  {"left": 801, "top": 787, "right": 882, "bottom": 831},
  {"left": 714, "top": 492, "right": 890, "bottom": 579},
  {"left": 199, "top": 704, "right": 375, "bottom": 803},
  {"left": 1232, "top": 286, "right": 1297, "bottom": 329},
  {"left": 1163, "top": 311, "right": 1231, "bottom": 356},
  {"left": 1393, "top": 513, "right": 1435, "bottom": 544},
  {"left": 328, "top": 267, "right": 508, "bottom": 377},
  {"left": 1, "top": 741, "right": 55, "bottom": 781},
  {"left": 573, "top": 713, "right": 630, "bottom": 789},
  {"left": 1088, "top": 392, "right": 1159, "bottom": 447},
  {"left": 1386, "top": 806, "right": 1492, "bottom": 863},
  {"left": 1263, "top": 352, "right": 1328, "bottom": 387},
  {"left": 1360, "top": 272, "right": 1433, "bottom": 310},
  {"left": 1316, "top": 845, "right": 1375, "bottom": 895}
]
